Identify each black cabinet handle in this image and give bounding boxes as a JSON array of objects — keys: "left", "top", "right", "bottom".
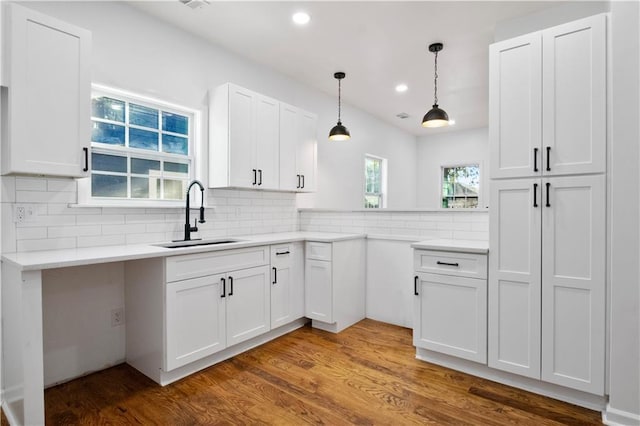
[
  {"left": 220, "top": 277, "right": 226, "bottom": 298},
  {"left": 533, "top": 147, "right": 538, "bottom": 172},
  {"left": 546, "top": 147, "right": 551, "bottom": 171},
  {"left": 546, "top": 182, "right": 551, "bottom": 207},
  {"left": 276, "top": 251, "right": 290, "bottom": 256},
  {"left": 252, "top": 169, "right": 257, "bottom": 185},
  {"left": 297, "top": 174, "right": 301, "bottom": 189},
  {"left": 436, "top": 261, "right": 459, "bottom": 267},
  {"left": 83, "top": 147, "right": 89, "bottom": 172},
  {"left": 228, "top": 276, "right": 234, "bottom": 296},
  {"left": 301, "top": 175, "right": 305, "bottom": 189},
  {"left": 258, "top": 169, "right": 263, "bottom": 186},
  {"left": 272, "top": 267, "right": 277, "bottom": 284},
  {"left": 533, "top": 183, "right": 538, "bottom": 207},
  {"left": 414, "top": 276, "right": 419, "bottom": 296}
]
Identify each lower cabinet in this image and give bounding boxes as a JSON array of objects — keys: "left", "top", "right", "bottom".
[
  {"left": 304, "top": 238, "right": 366, "bottom": 333},
  {"left": 413, "top": 249, "right": 488, "bottom": 364},
  {"left": 270, "top": 242, "right": 304, "bottom": 329}
]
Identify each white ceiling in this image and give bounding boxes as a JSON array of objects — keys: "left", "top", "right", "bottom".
[{"left": 128, "top": 1, "right": 562, "bottom": 136}]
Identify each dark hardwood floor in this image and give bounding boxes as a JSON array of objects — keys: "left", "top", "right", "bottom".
[{"left": 5, "top": 319, "right": 602, "bottom": 425}]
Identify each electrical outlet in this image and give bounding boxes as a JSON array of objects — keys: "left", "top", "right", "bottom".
[
  {"left": 14, "top": 204, "right": 37, "bottom": 223},
  {"left": 15, "top": 206, "right": 26, "bottom": 222},
  {"left": 111, "top": 308, "right": 125, "bottom": 327}
]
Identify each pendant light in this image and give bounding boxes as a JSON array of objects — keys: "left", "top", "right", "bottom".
[
  {"left": 422, "top": 42, "right": 450, "bottom": 128},
  {"left": 329, "top": 72, "right": 351, "bottom": 141}
]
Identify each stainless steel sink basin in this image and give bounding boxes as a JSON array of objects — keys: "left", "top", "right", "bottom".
[{"left": 154, "top": 238, "right": 244, "bottom": 249}]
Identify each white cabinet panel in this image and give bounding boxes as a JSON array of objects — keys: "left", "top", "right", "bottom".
[
  {"left": 542, "top": 15, "right": 606, "bottom": 175},
  {"left": 279, "top": 103, "right": 317, "bottom": 192},
  {"left": 227, "top": 85, "right": 255, "bottom": 188},
  {"left": 270, "top": 242, "right": 304, "bottom": 329},
  {"left": 3, "top": 4, "right": 91, "bottom": 177},
  {"left": 541, "top": 175, "right": 605, "bottom": 394},
  {"left": 489, "top": 179, "right": 541, "bottom": 378},
  {"left": 166, "top": 246, "right": 269, "bottom": 282},
  {"left": 489, "top": 33, "right": 542, "bottom": 179},
  {"left": 254, "top": 95, "right": 280, "bottom": 189},
  {"left": 165, "top": 274, "right": 226, "bottom": 371},
  {"left": 414, "top": 250, "right": 487, "bottom": 279},
  {"left": 226, "top": 265, "right": 271, "bottom": 347},
  {"left": 413, "top": 272, "right": 487, "bottom": 363},
  {"left": 305, "top": 258, "right": 332, "bottom": 323},
  {"left": 297, "top": 109, "right": 317, "bottom": 192}
]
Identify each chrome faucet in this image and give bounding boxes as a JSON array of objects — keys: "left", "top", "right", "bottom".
[{"left": 184, "top": 180, "right": 206, "bottom": 241}]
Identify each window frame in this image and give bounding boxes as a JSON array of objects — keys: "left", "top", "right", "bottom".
[
  {"left": 78, "top": 84, "right": 201, "bottom": 207},
  {"left": 364, "top": 154, "right": 387, "bottom": 209},
  {"left": 439, "top": 162, "right": 481, "bottom": 209}
]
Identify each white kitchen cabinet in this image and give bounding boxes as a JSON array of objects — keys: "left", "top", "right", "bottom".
[
  {"left": 270, "top": 242, "right": 304, "bottom": 329},
  {"left": 304, "top": 239, "right": 365, "bottom": 333},
  {"left": 2, "top": 4, "right": 91, "bottom": 177},
  {"left": 279, "top": 103, "right": 317, "bottom": 192},
  {"left": 489, "top": 14, "right": 606, "bottom": 179},
  {"left": 225, "top": 265, "right": 271, "bottom": 347},
  {"left": 165, "top": 273, "right": 226, "bottom": 371},
  {"left": 413, "top": 250, "right": 488, "bottom": 364},
  {"left": 489, "top": 175, "right": 606, "bottom": 394},
  {"left": 209, "top": 83, "right": 279, "bottom": 190}
]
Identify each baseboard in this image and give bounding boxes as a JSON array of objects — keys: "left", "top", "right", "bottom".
[
  {"left": 416, "top": 348, "right": 607, "bottom": 411},
  {"left": 603, "top": 403, "right": 640, "bottom": 425}
]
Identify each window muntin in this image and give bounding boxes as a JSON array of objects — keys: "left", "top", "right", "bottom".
[
  {"left": 90, "top": 89, "right": 193, "bottom": 202},
  {"left": 365, "top": 155, "right": 386, "bottom": 208},
  {"left": 441, "top": 164, "right": 480, "bottom": 208}
]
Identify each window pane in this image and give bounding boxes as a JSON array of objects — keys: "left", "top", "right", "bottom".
[
  {"left": 162, "top": 134, "right": 188, "bottom": 155},
  {"left": 131, "top": 177, "right": 161, "bottom": 199},
  {"left": 164, "top": 162, "right": 189, "bottom": 174},
  {"left": 365, "top": 158, "right": 381, "bottom": 194},
  {"left": 442, "top": 165, "right": 480, "bottom": 209},
  {"left": 91, "top": 97, "right": 124, "bottom": 122},
  {"left": 131, "top": 158, "right": 160, "bottom": 175},
  {"left": 129, "top": 128, "right": 159, "bottom": 151},
  {"left": 365, "top": 195, "right": 381, "bottom": 208},
  {"left": 130, "top": 103, "right": 159, "bottom": 129},
  {"left": 91, "top": 174, "right": 126, "bottom": 197},
  {"left": 92, "top": 153, "right": 127, "bottom": 173},
  {"left": 92, "top": 122, "right": 125, "bottom": 145},
  {"left": 162, "top": 112, "right": 188, "bottom": 135},
  {"left": 164, "top": 179, "right": 186, "bottom": 200}
]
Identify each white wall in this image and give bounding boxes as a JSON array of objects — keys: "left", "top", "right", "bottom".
[
  {"left": 607, "top": 1, "right": 640, "bottom": 424},
  {"left": 416, "top": 127, "right": 489, "bottom": 209}
]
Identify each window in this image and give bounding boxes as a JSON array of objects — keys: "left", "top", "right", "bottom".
[
  {"left": 364, "top": 155, "right": 387, "bottom": 208},
  {"left": 87, "top": 86, "right": 195, "bottom": 203},
  {"left": 441, "top": 164, "right": 480, "bottom": 208}
]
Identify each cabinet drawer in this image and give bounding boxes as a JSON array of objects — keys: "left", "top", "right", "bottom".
[
  {"left": 271, "top": 244, "right": 293, "bottom": 268},
  {"left": 306, "top": 241, "right": 332, "bottom": 261},
  {"left": 414, "top": 250, "right": 487, "bottom": 279},
  {"left": 167, "top": 246, "right": 269, "bottom": 282}
]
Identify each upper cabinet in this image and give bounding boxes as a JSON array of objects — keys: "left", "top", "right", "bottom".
[
  {"left": 209, "top": 83, "right": 317, "bottom": 192},
  {"left": 489, "top": 15, "right": 606, "bottom": 179},
  {"left": 2, "top": 4, "right": 91, "bottom": 177},
  {"left": 279, "top": 102, "right": 317, "bottom": 192}
]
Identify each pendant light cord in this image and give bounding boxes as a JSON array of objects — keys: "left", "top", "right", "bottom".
[
  {"left": 338, "top": 78, "right": 342, "bottom": 123},
  {"left": 433, "top": 50, "right": 439, "bottom": 106}
]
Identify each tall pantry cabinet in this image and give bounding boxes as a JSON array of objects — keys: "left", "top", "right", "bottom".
[{"left": 488, "top": 14, "right": 606, "bottom": 395}]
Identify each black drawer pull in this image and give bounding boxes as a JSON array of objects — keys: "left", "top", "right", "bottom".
[
  {"left": 533, "top": 183, "right": 538, "bottom": 207},
  {"left": 83, "top": 147, "right": 89, "bottom": 172},
  {"left": 546, "top": 182, "right": 551, "bottom": 207},
  {"left": 220, "top": 277, "right": 226, "bottom": 298},
  {"left": 436, "top": 261, "right": 459, "bottom": 267},
  {"left": 276, "top": 251, "right": 290, "bottom": 256},
  {"left": 252, "top": 169, "right": 257, "bottom": 185},
  {"left": 297, "top": 174, "right": 301, "bottom": 189},
  {"left": 272, "top": 267, "right": 277, "bottom": 284},
  {"left": 414, "top": 276, "right": 419, "bottom": 296},
  {"left": 228, "top": 276, "right": 234, "bottom": 296},
  {"left": 301, "top": 174, "right": 305, "bottom": 189},
  {"left": 546, "top": 146, "right": 551, "bottom": 171},
  {"left": 533, "top": 147, "right": 538, "bottom": 172}
]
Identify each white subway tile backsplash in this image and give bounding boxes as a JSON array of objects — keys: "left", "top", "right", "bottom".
[
  {"left": 16, "top": 177, "right": 48, "bottom": 191},
  {"left": 17, "top": 237, "right": 76, "bottom": 252},
  {"left": 77, "top": 234, "right": 126, "bottom": 248},
  {"left": 47, "top": 179, "right": 77, "bottom": 193},
  {"left": 48, "top": 225, "right": 101, "bottom": 238},
  {"left": 76, "top": 215, "right": 125, "bottom": 225},
  {"left": 17, "top": 227, "right": 48, "bottom": 240},
  {"left": 16, "top": 190, "right": 76, "bottom": 204}
]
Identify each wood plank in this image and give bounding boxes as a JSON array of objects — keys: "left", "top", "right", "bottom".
[{"left": 1, "top": 319, "right": 601, "bottom": 425}]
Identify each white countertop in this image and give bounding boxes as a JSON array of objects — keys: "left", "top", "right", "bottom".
[
  {"left": 411, "top": 239, "right": 489, "bottom": 254},
  {"left": 2, "top": 232, "right": 366, "bottom": 271}
]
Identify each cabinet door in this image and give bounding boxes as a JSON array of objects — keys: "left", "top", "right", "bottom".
[
  {"left": 165, "top": 274, "right": 226, "bottom": 371},
  {"left": 296, "top": 110, "right": 317, "bottom": 192},
  {"left": 228, "top": 84, "right": 256, "bottom": 188},
  {"left": 254, "top": 94, "right": 279, "bottom": 190},
  {"left": 413, "top": 272, "right": 487, "bottom": 363},
  {"left": 541, "top": 175, "right": 605, "bottom": 394},
  {"left": 305, "top": 259, "right": 332, "bottom": 323},
  {"left": 226, "top": 266, "right": 271, "bottom": 347},
  {"left": 279, "top": 103, "right": 299, "bottom": 191},
  {"left": 271, "top": 244, "right": 293, "bottom": 329},
  {"left": 488, "top": 179, "right": 541, "bottom": 378},
  {"left": 5, "top": 4, "right": 91, "bottom": 177},
  {"left": 542, "top": 15, "right": 606, "bottom": 176},
  {"left": 489, "top": 33, "right": 542, "bottom": 179},
  {"left": 291, "top": 242, "right": 305, "bottom": 319}
]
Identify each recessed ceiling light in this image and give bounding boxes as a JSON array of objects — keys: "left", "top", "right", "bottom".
[
  {"left": 292, "top": 12, "right": 311, "bottom": 25},
  {"left": 395, "top": 84, "right": 408, "bottom": 93}
]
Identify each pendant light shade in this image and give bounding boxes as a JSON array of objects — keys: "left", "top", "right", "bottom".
[
  {"left": 329, "top": 71, "right": 351, "bottom": 141},
  {"left": 422, "top": 42, "right": 450, "bottom": 128}
]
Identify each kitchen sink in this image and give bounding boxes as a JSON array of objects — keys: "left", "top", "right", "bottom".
[{"left": 154, "top": 238, "right": 244, "bottom": 249}]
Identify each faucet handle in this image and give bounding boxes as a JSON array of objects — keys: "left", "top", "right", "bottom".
[{"left": 199, "top": 206, "right": 206, "bottom": 224}]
